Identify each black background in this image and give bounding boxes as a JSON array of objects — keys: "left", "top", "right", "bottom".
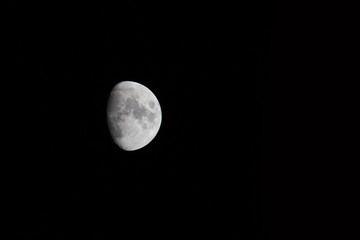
[{"left": 8, "top": 1, "right": 276, "bottom": 239}]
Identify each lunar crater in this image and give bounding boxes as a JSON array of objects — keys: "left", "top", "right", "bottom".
[{"left": 149, "top": 101, "right": 155, "bottom": 109}]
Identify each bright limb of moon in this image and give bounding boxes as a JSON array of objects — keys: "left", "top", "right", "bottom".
[{"left": 107, "top": 81, "right": 162, "bottom": 151}]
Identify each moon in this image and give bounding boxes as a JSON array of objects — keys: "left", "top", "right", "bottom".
[{"left": 107, "top": 81, "right": 162, "bottom": 151}]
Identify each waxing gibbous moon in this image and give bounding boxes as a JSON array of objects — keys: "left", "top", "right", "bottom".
[{"left": 107, "top": 81, "right": 162, "bottom": 151}]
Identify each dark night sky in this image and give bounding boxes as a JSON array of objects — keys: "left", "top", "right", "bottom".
[{"left": 8, "top": 1, "right": 277, "bottom": 239}]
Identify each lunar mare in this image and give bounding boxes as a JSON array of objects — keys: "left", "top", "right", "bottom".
[{"left": 107, "top": 81, "right": 162, "bottom": 151}]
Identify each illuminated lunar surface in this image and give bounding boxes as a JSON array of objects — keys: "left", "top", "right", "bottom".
[{"left": 107, "top": 81, "right": 162, "bottom": 151}]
